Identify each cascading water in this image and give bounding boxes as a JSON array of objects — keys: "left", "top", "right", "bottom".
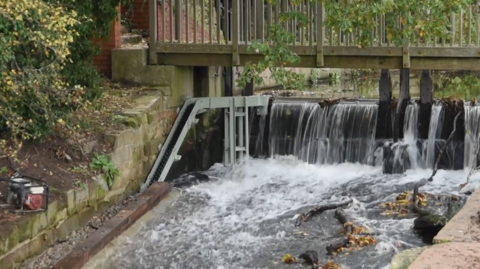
[
  {"left": 424, "top": 103, "right": 444, "bottom": 169},
  {"left": 269, "top": 101, "right": 378, "bottom": 165},
  {"left": 87, "top": 99, "right": 480, "bottom": 269},
  {"left": 464, "top": 105, "right": 480, "bottom": 169},
  {"left": 390, "top": 102, "right": 422, "bottom": 171}
]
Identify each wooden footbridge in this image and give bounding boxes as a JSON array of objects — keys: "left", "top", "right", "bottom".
[{"left": 147, "top": 0, "right": 480, "bottom": 70}]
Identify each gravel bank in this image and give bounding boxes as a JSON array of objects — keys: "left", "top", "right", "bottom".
[{"left": 20, "top": 195, "right": 136, "bottom": 269}]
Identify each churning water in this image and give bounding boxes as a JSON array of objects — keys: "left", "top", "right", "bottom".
[
  {"left": 90, "top": 159, "right": 480, "bottom": 269},
  {"left": 87, "top": 100, "right": 480, "bottom": 269}
]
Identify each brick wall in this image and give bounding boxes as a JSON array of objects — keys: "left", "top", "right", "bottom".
[
  {"left": 92, "top": 5, "right": 121, "bottom": 78},
  {"left": 94, "top": 2, "right": 219, "bottom": 77},
  {"left": 121, "top": 0, "right": 149, "bottom": 30}
]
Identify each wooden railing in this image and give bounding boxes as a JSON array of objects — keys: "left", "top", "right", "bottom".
[{"left": 148, "top": 0, "right": 480, "bottom": 70}]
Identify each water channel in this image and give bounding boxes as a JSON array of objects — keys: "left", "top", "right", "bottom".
[{"left": 83, "top": 96, "right": 480, "bottom": 269}]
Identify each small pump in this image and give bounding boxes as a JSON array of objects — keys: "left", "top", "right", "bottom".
[{"left": 1, "top": 172, "right": 49, "bottom": 213}]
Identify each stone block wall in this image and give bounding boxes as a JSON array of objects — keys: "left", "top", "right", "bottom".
[
  {"left": 0, "top": 89, "right": 201, "bottom": 269},
  {"left": 106, "top": 92, "right": 183, "bottom": 195}
]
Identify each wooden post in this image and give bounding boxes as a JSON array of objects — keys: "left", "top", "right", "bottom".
[
  {"left": 149, "top": 0, "right": 158, "bottom": 65},
  {"left": 175, "top": 0, "right": 182, "bottom": 41},
  {"left": 231, "top": 0, "right": 240, "bottom": 65},
  {"left": 418, "top": 70, "right": 432, "bottom": 140},
  {"left": 242, "top": 81, "right": 254, "bottom": 96},
  {"left": 255, "top": 0, "right": 264, "bottom": 41},
  {"left": 376, "top": 69, "right": 393, "bottom": 139},
  {"left": 394, "top": 68, "right": 411, "bottom": 142}
]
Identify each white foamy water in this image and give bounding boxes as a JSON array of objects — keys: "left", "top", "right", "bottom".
[{"left": 93, "top": 157, "right": 480, "bottom": 269}]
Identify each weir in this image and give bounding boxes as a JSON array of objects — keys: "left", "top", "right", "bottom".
[{"left": 90, "top": 94, "right": 480, "bottom": 269}]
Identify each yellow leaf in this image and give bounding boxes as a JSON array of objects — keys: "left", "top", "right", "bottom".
[{"left": 15, "top": 14, "right": 22, "bottom": 21}]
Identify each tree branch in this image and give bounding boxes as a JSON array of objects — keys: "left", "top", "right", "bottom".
[{"left": 412, "top": 111, "right": 462, "bottom": 214}]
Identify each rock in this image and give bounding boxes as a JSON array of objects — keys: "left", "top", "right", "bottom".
[
  {"left": 390, "top": 246, "right": 429, "bottom": 269},
  {"left": 414, "top": 201, "right": 462, "bottom": 243},
  {"left": 298, "top": 250, "right": 319, "bottom": 268}
]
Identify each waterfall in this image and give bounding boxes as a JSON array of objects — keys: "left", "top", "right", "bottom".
[
  {"left": 404, "top": 103, "right": 422, "bottom": 168},
  {"left": 464, "top": 105, "right": 480, "bottom": 170},
  {"left": 424, "top": 103, "right": 444, "bottom": 169},
  {"left": 391, "top": 102, "right": 422, "bottom": 170},
  {"left": 269, "top": 101, "right": 378, "bottom": 165}
]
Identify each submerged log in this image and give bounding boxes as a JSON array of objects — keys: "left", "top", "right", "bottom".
[
  {"left": 318, "top": 97, "right": 346, "bottom": 108},
  {"left": 334, "top": 208, "right": 354, "bottom": 235},
  {"left": 171, "top": 172, "right": 215, "bottom": 188},
  {"left": 326, "top": 237, "right": 350, "bottom": 255},
  {"left": 295, "top": 199, "right": 353, "bottom": 227}
]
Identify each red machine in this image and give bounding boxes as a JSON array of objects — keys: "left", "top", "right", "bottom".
[{"left": 1, "top": 172, "right": 49, "bottom": 213}]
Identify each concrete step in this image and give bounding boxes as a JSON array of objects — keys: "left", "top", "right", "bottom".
[{"left": 121, "top": 34, "right": 143, "bottom": 45}]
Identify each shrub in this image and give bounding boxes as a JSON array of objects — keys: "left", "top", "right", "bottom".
[
  {"left": 0, "top": 0, "right": 80, "bottom": 156},
  {"left": 45, "top": 0, "right": 131, "bottom": 91}
]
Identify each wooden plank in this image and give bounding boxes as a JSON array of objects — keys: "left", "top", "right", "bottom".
[
  {"left": 156, "top": 53, "right": 480, "bottom": 70},
  {"left": 155, "top": 43, "right": 480, "bottom": 58},
  {"left": 157, "top": 54, "right": 403, "bottom": 68}
]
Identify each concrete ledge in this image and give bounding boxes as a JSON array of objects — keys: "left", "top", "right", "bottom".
[
  {"left": 52, "top": 182, "right": 172, "bottom": 269},
  {"left": 433, "top": 186, "right": 480, "bottom": 244},
  {"left": 389, "top": 247, "right": 428, "bottom": 269},
  {"left": 408, "top": 242, "right": 480, "bottom": 269}
]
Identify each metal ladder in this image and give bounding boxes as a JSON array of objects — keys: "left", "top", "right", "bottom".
[{"left": 141, "top": 96, "right": 270, "bottom": 191}]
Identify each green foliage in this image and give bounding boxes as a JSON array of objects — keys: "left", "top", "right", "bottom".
[
  {"left": 238, "top": 0, "right": 475, "bottom": 91},
  {"left": 435, "top": 73, "right": 480, "bottom": 100},
  {"left": 68, "top": 165, "right": 90, "bottom": 176},
  {"left": 89, "top": 152, "right": 119, "bottom": 189},
  {"left": 309, "top": 69, "right": 322, "bottom": 85},
  {"left": 329, "top": 72, "right": 341, "bottom": 86},
  {"left": 0, "top": 167, "right": 9, "bottom": 175},
  {"left": 43, "top": 0, "right": 128, "bottom": 90},
  {"left": 325, "top": 0, "right": 475, "bottom": 47},
  {"left": 238, "top": 4, "right": 307, "bottom": 90},
  {"left": 0, "top": 0, "right": 80, "bottom": 158},
  {"left": 73, "top": 180, "right": 88, "bottom": 189}
]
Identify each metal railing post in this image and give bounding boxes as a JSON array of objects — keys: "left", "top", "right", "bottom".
[{"left": 149, "top": 0, "right": 158, "bottom": 64}]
